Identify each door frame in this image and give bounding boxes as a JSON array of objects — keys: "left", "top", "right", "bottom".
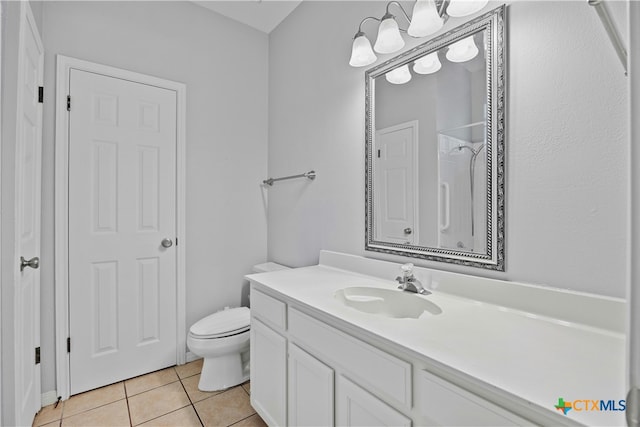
[{"left": 54, "top": 55, "right": 187, "bottom": 400}]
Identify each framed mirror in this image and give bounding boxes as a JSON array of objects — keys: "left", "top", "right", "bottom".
[{"left": 365, "top": 6, "right": 506, "bottom": 270}]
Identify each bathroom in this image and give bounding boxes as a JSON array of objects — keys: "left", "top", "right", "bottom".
[{"left": 0, "top": 0, "right": 637, "bottom": 426}]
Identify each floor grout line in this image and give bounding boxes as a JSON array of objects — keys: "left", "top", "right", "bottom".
[
  {"left": 61, "top": 396, "right": 127, "bottom": 421},
  {"left": 177, "top": 376, "right": 205, "bottom": 427},
  {"left": 125, "top": 393, "right": 133, "bottom": 427}
]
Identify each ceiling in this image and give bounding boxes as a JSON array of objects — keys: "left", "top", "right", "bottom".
[{"left": 194, "top": 0, "right": 303, "bottom": 34}]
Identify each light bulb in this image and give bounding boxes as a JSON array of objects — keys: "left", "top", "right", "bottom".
[
  {"left": 374, "top": 15, "right": 405, "bottom": 54},
  {"left": 413, "top": 52, "right": 441, "bottom": 74},
  {"left": 349, "top": 33, "right": 377, "bottom": 67},
  {"left": 446, "top": 0, "right": 489, "bottom": 18},
  {"left": 408, "top": 0, "right": 444, "bottom": 38},
  {"left": 446, "top": 35, "right": 479, "bottom": 62},
  {"left": 385, "top": 64, "right": 412, "bottom": 84}
]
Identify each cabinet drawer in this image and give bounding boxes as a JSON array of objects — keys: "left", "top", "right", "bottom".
[
  {"left": 417, "top": 370, "right": 530, "bottom": 426},
  {"left": 251, "top": 288, "right": 286, "bottom": 331},
  {"left": 288, "top": 307, "right": 412, "bottom": 409}
]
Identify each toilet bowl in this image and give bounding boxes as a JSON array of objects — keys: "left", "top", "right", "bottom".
[
  {"left": 187, "top": 307, "right": 250, "bottom": 391},
  {"left": 187, "top": 262, "right": 289, "bottom": 391}
]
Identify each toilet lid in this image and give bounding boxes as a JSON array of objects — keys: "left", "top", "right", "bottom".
[{"left": 190, "top": 307, "right": 250, "bottom": 339}]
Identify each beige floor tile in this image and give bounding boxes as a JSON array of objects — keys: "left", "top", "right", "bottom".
[
  {"left": 61, "top": 400, "right": 129, "bottom": 427},
  {"left": 125, "top": 367, "right": 179, "bottom": 396},
  {"left": 241, "top": 381, "right": 250, "bottom": 395},
  {"left": 128, "top": 381, "right": 191, "bottom": 425},
  {"left": 33, "top": 402, "right": 63, "bottom": 426},
  {"left": 36, "top": 421, "right": 61, "bottom": 427},
  {"left": 175, "top": 359, "right": 203, "bottom": 379},
  {"left": 230, "top": 414, "right": 267, "bottom": 427},
  {"left": 139, "top": 406, "right": 202, "bottom": 427},
  {"left": 194, "top": 386, "right": 255, "bottom": 427},
  {"left": 181, "top": 374, "right": 222, "bottom": 403},
  {"left": 63, "top": 382, "right": 126, "bottom": 418}
]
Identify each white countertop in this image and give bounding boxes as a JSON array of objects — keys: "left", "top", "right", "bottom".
[{"left": 247, "top": 262, "right": 626, "bottom": 426}]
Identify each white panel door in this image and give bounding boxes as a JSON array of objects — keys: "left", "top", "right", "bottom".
[
  {"left": 68, "top": 69, "right": 178, "bottom": 394},
  {"left": 288, "top": 343, "right": 334, "bottom": 426},
  {"left": 14, "top": 2, "right": 43, "bottom": 424},
  {"left": 375, "top": 122, "right": 418, "bottom": 245}
]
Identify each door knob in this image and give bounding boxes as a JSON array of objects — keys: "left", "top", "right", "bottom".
[
  {"left": 20, "top": 256, "right": 40, "bottom": 272},
  {"left": 404, "top": 228, "right": 413, "bottom": 235},
  {"left": 161, "top": 238, "right": 173, "bottom": 248}
]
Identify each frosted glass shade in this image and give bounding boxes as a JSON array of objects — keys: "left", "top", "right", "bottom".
[
  {"left": 413, "top": 52, "right": 441, "bottom": 74},
  {"left": 446, "top": 0, "right": 489, "bottom": 17},
  {"left": 408, "top": 0, "right": 444, "bottom": 38},
  {"left": 349, "top": 34, "right": 377, "bottom": 67},
  {"left": 385, "top": 64, "right": 412, "bottom": 84},
  {"left": 374, "top": 17, "right": 405, "bottom": 54},
  {"left": 446, "top": 36, "right": 479, "bottom": 62}
]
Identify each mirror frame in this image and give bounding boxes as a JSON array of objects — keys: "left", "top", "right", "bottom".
[{"left": 365, "top": 5, "right": 506, "bottom": 271}]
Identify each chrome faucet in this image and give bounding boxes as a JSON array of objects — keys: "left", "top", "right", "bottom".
[{"left": 395, "top": 263, "right": 430, "bottom": 295}]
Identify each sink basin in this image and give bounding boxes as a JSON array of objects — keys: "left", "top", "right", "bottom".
[{"left": 334, "top": 287, "right": 442, "bottom": 319}]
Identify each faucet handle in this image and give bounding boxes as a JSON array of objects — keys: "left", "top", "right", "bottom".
[{"left": 400, "top": 263, "right": 414, "bottom": 276}]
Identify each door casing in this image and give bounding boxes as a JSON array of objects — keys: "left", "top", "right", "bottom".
[{"left": 54, "top": 55, "right": 187, "bottom": 400}]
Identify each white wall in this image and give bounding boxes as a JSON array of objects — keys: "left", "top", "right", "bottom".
[
  {"left": 39, "top": 1, "right": 269, "bottom": 394},
  {"left": 268, "top": 1, "right": 628, "bottom": 298}
]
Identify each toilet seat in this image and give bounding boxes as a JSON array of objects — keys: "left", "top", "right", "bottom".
[{"left": 189, "top": 307, "right": 250, "bottom": 339}]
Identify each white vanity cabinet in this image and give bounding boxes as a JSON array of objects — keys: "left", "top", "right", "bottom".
[
  {"left": 250, "top": 290, "right": 288, "bottom": 427},
  {"left": 250, "top": 284, "right": 532, "bottom": 427},
  {"left": 288, "top": 343, "right": 334, "bottom": 426}
]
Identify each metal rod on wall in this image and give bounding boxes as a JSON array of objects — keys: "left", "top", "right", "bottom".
[
  {"left": 263, "top": 170, "right": 316, "bottom": 186},
  {"left": 589, "top": 0, "right": 628, "bottom": 74}
]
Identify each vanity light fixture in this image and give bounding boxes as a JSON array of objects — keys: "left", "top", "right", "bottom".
[
  {"left": 385, "top": 64, "right": 412, "bottom": 84},
  {"left": 445, "top": 35, "right": 479, "bottom": 62},
  {"left": 349, "top": 31, "right": 378, "bottom": 67},
  {"left": 374, "top": 12, "right": 406, "bottom": 54},
  {"left": 413, "top": 51, "right": 442, "bottom": 74},
  {"left": 446, "top": 0, "right": 489, "bottom": 18},
  {"left": 349, "top": 0, "right": 488, "bottom": 67},
  {"left": 408, "top": 0, "right": 444, "bottom": 37}
]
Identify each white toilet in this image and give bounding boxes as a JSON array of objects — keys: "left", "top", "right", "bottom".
[{"left": 187, "top": 262, "right": 289, "bottom": 391}]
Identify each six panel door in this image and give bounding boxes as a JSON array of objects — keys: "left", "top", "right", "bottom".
[{"left": 68, "top": 69, "right": 178, "bottom": 394}]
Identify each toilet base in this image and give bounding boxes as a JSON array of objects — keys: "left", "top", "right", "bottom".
[{"left": 198, "top": 352, "right": 249, "bottom": 392}]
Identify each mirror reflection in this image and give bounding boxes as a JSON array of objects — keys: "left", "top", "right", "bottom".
[
  {"left": 365, "top": 7, "right": 505, "bottom": 270},
  {"left": 374, "top": 30, "right": 486, "bottom": 252}
]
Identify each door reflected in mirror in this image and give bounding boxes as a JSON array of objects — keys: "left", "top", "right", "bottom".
[{"left": 365, "top": 6, "right": 505, "bottom": 270}]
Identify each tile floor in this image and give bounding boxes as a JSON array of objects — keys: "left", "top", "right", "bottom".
[{"left": 32, "top": 359, "right": 266, "bottom": 427}]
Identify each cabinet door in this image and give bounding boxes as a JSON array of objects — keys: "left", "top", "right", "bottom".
[
  {"left": 288, "top": 344, "right": 334, "bottom": 426},
  {"left": 251, "top": 318, "right": 287, "bottom": 426},
  {"left": 336, "top": 375, "right": 411, "bottom": 427}
]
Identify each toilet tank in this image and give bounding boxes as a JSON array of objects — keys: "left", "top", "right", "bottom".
[{"left": 252, "top": 262, "right": 290, "bottom": 273}]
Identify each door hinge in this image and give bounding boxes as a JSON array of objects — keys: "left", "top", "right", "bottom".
[
  {"left": 175, "top": 237, "right": 178, "bottom": 246},
  {"left": 377, "top": 149, "right": 381, "bottom": 158},
  {"left": 35, "top": 347, "right": 41, "bottom": 364},
  {"left": 38, "top": 86, "right": 44, "bottom": 103},
  {"left": 66, "top": 95, "right": 71, "bottom": 111},
  {"left": 67, "top": 337, "right": 71, "bottom": 353}
]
